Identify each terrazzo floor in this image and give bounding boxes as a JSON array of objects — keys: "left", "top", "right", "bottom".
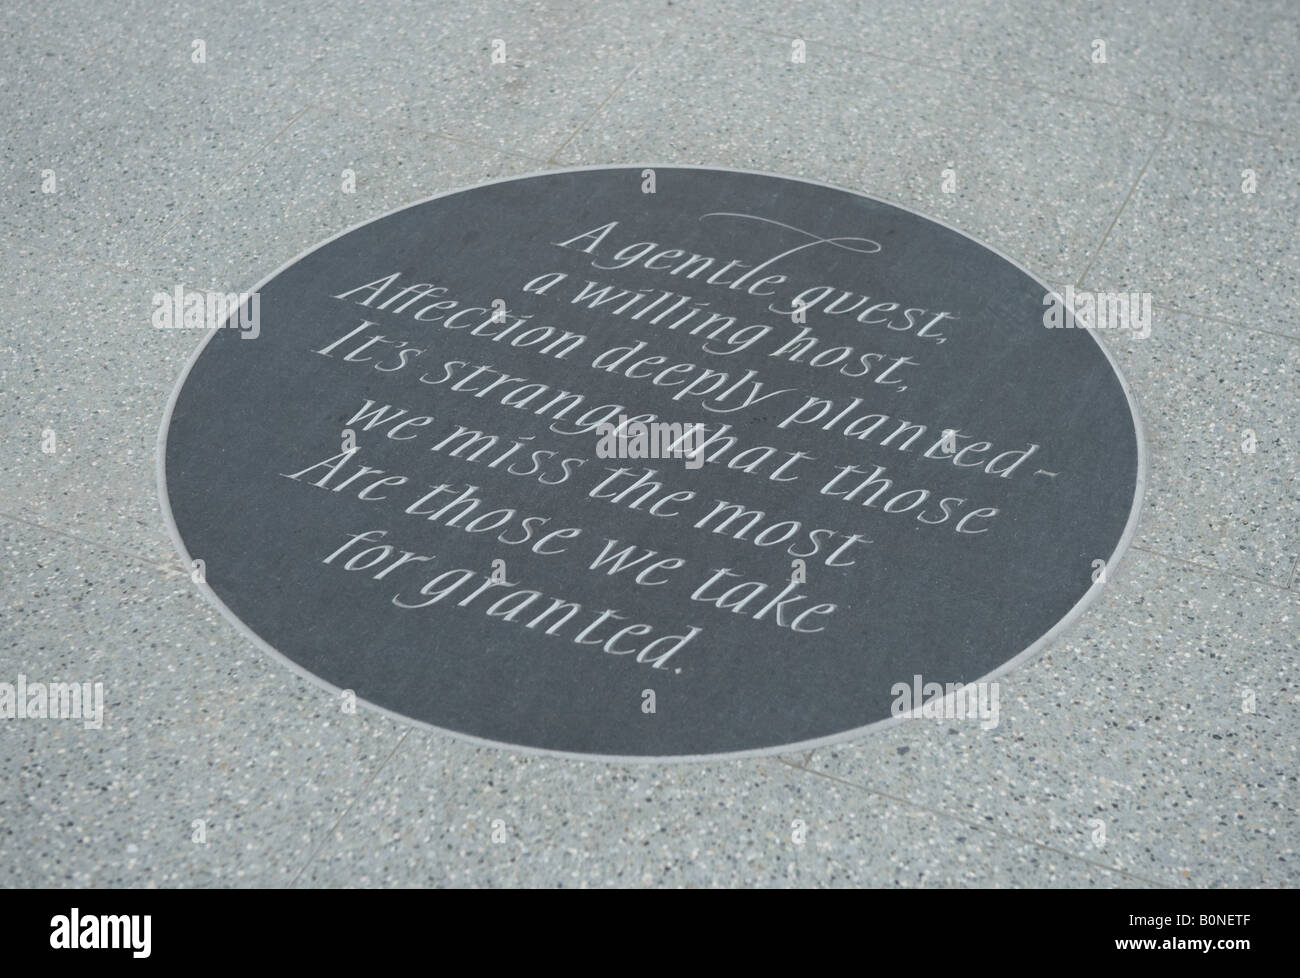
[{"left": 1, "top": 0, "right": 1296, "bottom": 887}]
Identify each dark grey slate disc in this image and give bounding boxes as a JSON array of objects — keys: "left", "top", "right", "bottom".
[{"left": 159, "top": 166, "right": 1144, "bottom": 760}]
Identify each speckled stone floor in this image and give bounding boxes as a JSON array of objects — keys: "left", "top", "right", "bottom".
[{"left": 1, "top": 0, "right": 1296, "bottom": 887}]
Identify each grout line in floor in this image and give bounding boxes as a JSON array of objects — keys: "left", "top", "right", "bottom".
[
  {"left": 547, "top": 64, "right": 641, "bottom": 165},
  {"left": 1074, "top": 118, "right": 1175, "bottom": 289},
  {"left": 0, "top": 510, "right": 184, "bottom": 577},
  {"left": 689, "top": 14, "right": 1292, "bottom": 146},
  {"left": 287, "top": 729, "right": 412, "bottom": 887}
]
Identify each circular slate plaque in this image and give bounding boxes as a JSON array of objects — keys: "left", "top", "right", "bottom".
[{"left": 160, "top": 166, "right": 1144, "bottom": 760}]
